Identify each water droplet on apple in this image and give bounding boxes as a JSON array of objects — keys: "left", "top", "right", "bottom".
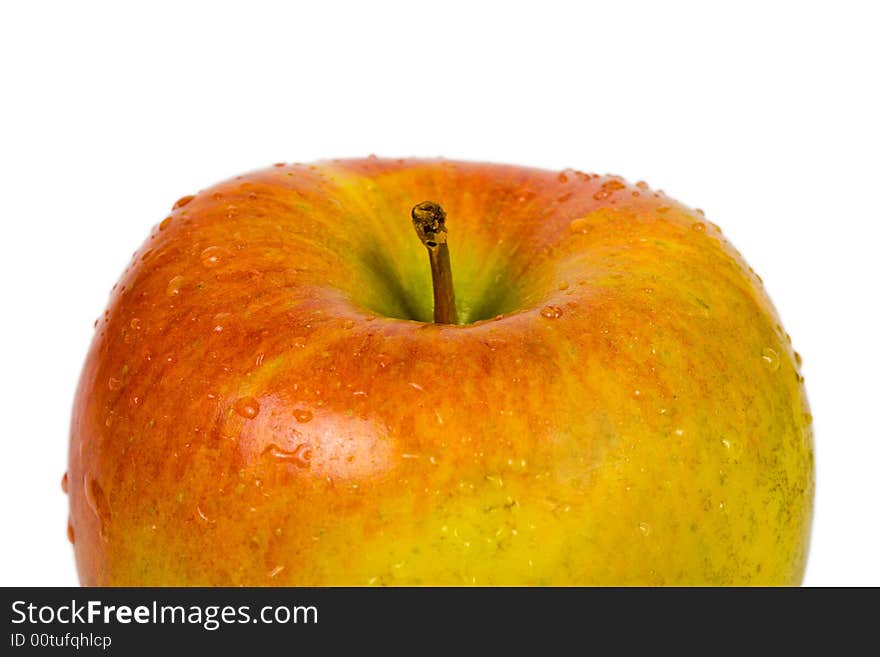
[
  {"left": 557, "top": 192, "right": 573, "bottom": 203},
  {"left": 569, "top": 218, "right": 592, "bottom": 234},
  {"left": 293, "top": 409, "right": 313, "bottom": 423},
  {"left": 540, "top": 306, "right": 563, "bottom": 319},
  {"left": 108, "top": 377, "right": 121, "bottom": 391},
  {"left": 166, "top": 275, "right": 185, "bottom": 298},
  {"left": 234, "top": 397, "right": 260, "bottom": 419},
  {"left": 794, "top": 351, "right": 803, "bottom": 367},
  {"left": 761, "top": 347, "right": 780, "bottom": 372},
  {"left": 173, "top": 194, "right": 195, "bottom": 209},
  {"left": 558, "top": 281, "right": 570, "bottom": 290},
  {"left": 593, "top": 179, "right": 626, "bottom": 200},
  {"left": 638, "top": 522, "right": 652, "bottom": 536},
  {"left": 200, "top": 246, "right": 228, "bottom": 268},
  {"left": 67, "top": 520, "right": 75, "bottom": 544},
  {"left": 343, "top": 320, "right": 355, "bottom": 330},
  {"left": 61, "top": 472, "right": 69, "bottom": 494},
  {"left": 130, "top": 318, "right": 142, "bottom": 331},
  {"left": 84, "top": 476, "right": 110, "bottom": 539},
  {"left": 804, "top": 413, "right": 813, "bottom": 425},
  {"left": 692, "top": 222, "right": 707, "bottom": 232},
  {"left": 263, "top": 443, "right": 312, "bottom": 468},
  {"left": 158, "top": 216, "right": 172, "bottom": 231}
]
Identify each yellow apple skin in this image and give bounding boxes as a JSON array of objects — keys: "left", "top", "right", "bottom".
[{"left": 67, "top": 159, "right": 813, "bottom": 585}]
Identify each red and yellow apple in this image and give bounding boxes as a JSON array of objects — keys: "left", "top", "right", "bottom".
[{"left": 67, "top": 158, "right": 813, "bottom": 585}]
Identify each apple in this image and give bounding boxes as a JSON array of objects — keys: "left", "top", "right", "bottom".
[{"left": 66, "top": 158, "right": 813, "bottom": 585}]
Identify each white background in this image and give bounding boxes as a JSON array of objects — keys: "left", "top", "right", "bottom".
[{"left": 1, "top": 1, "right": 877, "bottom": 586}]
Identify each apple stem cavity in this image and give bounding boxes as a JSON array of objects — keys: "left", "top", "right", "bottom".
[{"left": 412, "top": 201, "right": 458, "bottom": 325}]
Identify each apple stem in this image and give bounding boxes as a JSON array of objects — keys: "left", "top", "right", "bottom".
[{"left": 412, "top": 201, "right": 458, "bottom": 325}]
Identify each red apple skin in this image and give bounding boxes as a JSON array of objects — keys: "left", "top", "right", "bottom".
[{"left": 67, "top": 159, "right": 813, "bottom": 585}]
